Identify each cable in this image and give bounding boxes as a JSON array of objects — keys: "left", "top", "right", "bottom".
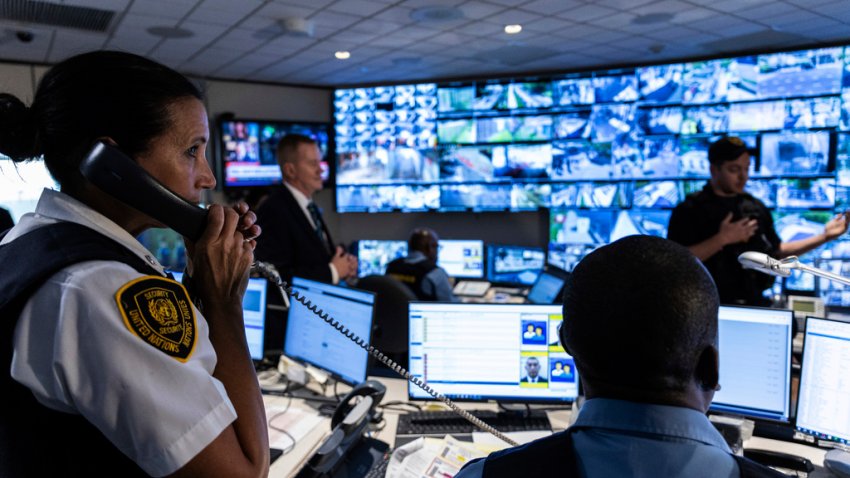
[
  {"left": 253, "top": 261, "right": 520, "bottom": 447},
  {"left": 267, "top": 396, "right": 298, "bottom": 455}
]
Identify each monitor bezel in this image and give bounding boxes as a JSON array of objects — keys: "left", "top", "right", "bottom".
[
  {"left": 707, "top": 304, "right": 794, "bottom": 424},
  {"left": 215, "top": 116, "right": 333, "bottom": 192},
  {"left": 284, "top": 277, "right": 376, "bottom": 386},
  {"left": 407, "top": 301, "right": 579, "bottom": 404},
  {"left": 794, "top": 315, "right": 850, "bottom": 445}
]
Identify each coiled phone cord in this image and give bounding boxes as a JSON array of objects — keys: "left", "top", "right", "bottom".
[{"left": 252, "top": 261, "right": 520, "bottom": 447}]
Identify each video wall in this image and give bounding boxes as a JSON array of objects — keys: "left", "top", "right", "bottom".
[{"left": 334, "top": 46, "right": 850, "bottom": 307}]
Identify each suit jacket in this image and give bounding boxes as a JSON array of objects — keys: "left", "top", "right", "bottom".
[
  {"left": 520, "top": 376, "right": 548, "bottom": 383},
  {"left": 254, "top": 186, "right": 336, "bottom": 284}
]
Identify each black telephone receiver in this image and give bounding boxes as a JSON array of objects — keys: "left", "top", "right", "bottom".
[
  {"left": 330, "top": 379, "right": 386, "bottom": 429},
  {"left": 79, "top": 141, "right": 208, "bottom": 242}
]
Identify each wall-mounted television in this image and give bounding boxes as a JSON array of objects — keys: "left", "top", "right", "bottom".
[{"left": 218, "top": 118, "right": 330, "bottom": 189}]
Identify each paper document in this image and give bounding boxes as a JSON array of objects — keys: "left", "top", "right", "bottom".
[
  {"left": 386, "top": 435, "right": 489, "bottom": 478},
  {"left": 266, "top": 405, "right": 326, "bottom": 450}
]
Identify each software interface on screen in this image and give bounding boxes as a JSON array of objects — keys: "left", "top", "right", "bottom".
[
  {"left": 796, "top": 317, "right": 850, "bottom": 445},
  {"left": 408, "top": 303, "right": 578, "bottom": 403},
  {"left": 356, "top": 239, "right": 408, "bottom": 277},
  {"left": 526, "top": 272, "right": 566, "bottom": 305},
  {"left": 710, "top": 306, "right": 793, "bottom": 422},
  {"left": 171, "top": 272, "right": 268, "bottom": 361},
  {"left": 486, "top": 244, "right": 546, "bottom": 286},
  {"left": 438, "top": 240, "right": 484, "bottom": 278},
  {"left": 284, "top": 277, "right": 375, "bottom": 385}
]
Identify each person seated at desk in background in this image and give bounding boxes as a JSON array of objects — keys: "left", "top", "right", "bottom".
[
  {"left": 386, "top": 227, "right": 458, "bottom": 302},
  {"left": 667, "top": 136, "right": 849, "bottom": 306},
  {"left": 255, "top": 133, "right": 357, "bottom": 284},
  {"left": 456, "top": 236, "right": 784, "bottom": 478}
]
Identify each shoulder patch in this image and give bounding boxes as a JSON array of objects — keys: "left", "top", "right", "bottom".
[{"left": 115, "top": 276, "right": 196, "bottom": 362}]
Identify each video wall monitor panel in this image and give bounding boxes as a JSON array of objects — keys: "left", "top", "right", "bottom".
[
  {"left": 219, "top": 119, "right": 330, "bottom": 189},
  {"left": 438, "top": 240, "right": 484, "bottom": 278}
]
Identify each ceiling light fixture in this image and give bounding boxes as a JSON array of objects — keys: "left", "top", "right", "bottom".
[
  {"left": 504, "top": 24, "right": 522, "bottom": 35},
  {"left": 335, "top": 51, "right": 351, "bottom": 60}
]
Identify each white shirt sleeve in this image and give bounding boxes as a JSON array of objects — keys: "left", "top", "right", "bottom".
[{"left": 11, "top": 261, "right": 236, "bottom": 477}]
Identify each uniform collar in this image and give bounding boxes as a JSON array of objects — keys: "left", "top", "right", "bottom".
[
  {"left": 573, "top": 398, "right": 731, "bottom": 451},
  {"left": 5, "top": 188, "right": 166, "bottom": 274}
]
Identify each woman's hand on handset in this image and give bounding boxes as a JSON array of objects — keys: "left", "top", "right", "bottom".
[{"left": 189, "top": 204, "right": 254, "bottom": 311}]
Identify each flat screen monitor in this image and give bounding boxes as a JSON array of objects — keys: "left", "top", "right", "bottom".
[
  {"left": 796, "top": 317, "right": 850, "bottom": 445},
  {"left": 0, "top": 156, "right": 57, "bottom": 223},
  {"left": 218, "top": 119, "right": 330, "bottom": 189},
  {"left": 284, "top": 277, "right": 375, "bottom": 385},
  {"left": 438, "top": 239, "right": 484, "bottom": 278},
  {"left": 526, "top": 270, "right": 568, "bottom": 305},
  {"left": 355, "top": 239, "right": 408, "bottom": 277},
  {"left": 485, "top": 244, "right": 545, "bottom": 286},
  {"left": 408, "top": 302, "right": 578, "bottom": 403},
  {"left": 709, "top": 305, "right": 793, "bottom": 422},
  {"left": 171, "top": 271, "right": 268, "bottom": 361}
]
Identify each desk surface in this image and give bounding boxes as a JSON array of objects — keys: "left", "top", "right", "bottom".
[{"left": 266, "top": 375, "right": 830, "bottom": 478}]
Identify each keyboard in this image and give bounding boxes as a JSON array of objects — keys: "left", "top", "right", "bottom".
[
  {"left": 395, "top": 409, "right": 552, "bottom": 437},
  {"left": 363, "top": 449, "right": 391, "bottom": 478}
]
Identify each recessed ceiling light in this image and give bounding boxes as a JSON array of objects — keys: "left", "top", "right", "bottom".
[
  {"left": 335, "top": 51, "right": 351, "bottom": 60},
  {"left": 147, "top": 26, "right": 194, "bottom": 39},
  {"left": 504, "top": 24, "right": 522, "bottom": 35}
]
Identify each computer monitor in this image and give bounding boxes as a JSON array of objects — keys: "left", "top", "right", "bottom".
[
  {"left": 526, "top": 270, "right": 568, "bottom": 305},
  {"left": 171, "top": 271, "right": 268, "bottom": 361},
  {"left": 355, "top": 239, "right": 408, "bottom": 277},
  {"left": 408, "top": 302, "right": 578, "bottom": 403},
  {"left": 284, "top": 277, "right": 375, "bottom": 385},
  {"left": 485, "top": 244, "right": 546, "bottom": 286},
  {"left": 796, "top": 317, "right": 850, "bottom": 445},
  {"left": 437, "top": 239, "right": 484, "bottom": 278},
  {"left": 709, "top": 305, "right": 793, "bottom": 422}
]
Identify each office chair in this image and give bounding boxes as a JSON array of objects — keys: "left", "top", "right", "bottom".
[{"left": 356, "top": 274, "right": 416, "bottom": 372}]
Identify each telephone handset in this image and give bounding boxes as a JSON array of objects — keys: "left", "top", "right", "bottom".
[
  {"left": 79, "top": 141, "right": 208, "bottom": 242},
  {"left": 252, "top": 262, "right": 520, "bottom": 447},
  {"left": 330, "top": 379, "right": 386, "bottom": 430}
]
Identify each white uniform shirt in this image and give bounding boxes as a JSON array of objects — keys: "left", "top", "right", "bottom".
[{"left": 4, "top": 189, "right": 237, "bottom": 477}]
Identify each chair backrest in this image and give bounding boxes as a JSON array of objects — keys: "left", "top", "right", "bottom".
[{"left": 356, "top": 275, "right": 416, "bottom": 361}]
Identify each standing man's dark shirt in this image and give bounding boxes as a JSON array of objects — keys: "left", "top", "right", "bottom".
[{"left": 668, "top": 183, "right": 780, "bottom": 305}]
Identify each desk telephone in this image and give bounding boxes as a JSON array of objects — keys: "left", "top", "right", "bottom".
[{"left": 79, "top": 141, "right": 520, "bottom": 449}]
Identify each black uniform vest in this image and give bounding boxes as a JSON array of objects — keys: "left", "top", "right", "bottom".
[
  {"left": 475, "top": 429, "right": 788, "bottom": 478},
  {"left": 385, "top": 256, "right": 439, "bottom": 301},
  {"left": 0, "top": 222, "right": 161, "bottom": 477}
]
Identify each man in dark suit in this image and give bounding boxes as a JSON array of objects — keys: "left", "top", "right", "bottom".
[{"left": 255, "top": 134, "right": 357, "bottom": 284}]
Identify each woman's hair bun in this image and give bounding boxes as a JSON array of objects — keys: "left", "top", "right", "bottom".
[{"left": 0, "top": 93, "right": 41, "bottom": 162}]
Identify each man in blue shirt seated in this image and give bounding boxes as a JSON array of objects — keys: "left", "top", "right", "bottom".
[
  {"left": 385, "top": 228, "right": 457, "bottom": 302},
  {"left": 455, "top": 235, "right": 784, "bottom": 478}
]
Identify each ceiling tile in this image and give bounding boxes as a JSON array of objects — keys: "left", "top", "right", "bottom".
[
  {"left": 520, "top": 0, "right": 584, "bottom": 16},
  {"left": 457, "top": 1, "right": 506, "bottom": 20},
  {"left": 593, "top": 0, "right": 656, "bottom": 9},
  {"left": 239, "top": 3, "right": 315, "bottom": 29},
  {"left": 328, "top": 0, "right": 390, "bottom": 17},
  {"left": 556, "top": 4, "right": 619, "bottom": 22},
  {"left": 128, "top": 0, "right": 197, "bottom": 19},
  {"left": 210, "top": 28, "right": 269, "bottom": 53},
  {"left": 309, "top": 10, "right": 364, "bottom": 30},
  {"left": 732, "top": 2, "right": 799, "bottom": 21},
  {"left": 480, "top": 8, "right": 543, "bottom": 26}
]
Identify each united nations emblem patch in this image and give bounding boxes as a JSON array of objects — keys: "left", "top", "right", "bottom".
[{"left": 116, "top": 276, "right": 196, "bottom": 361}]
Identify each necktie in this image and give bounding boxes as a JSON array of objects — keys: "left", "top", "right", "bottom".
[{"left": 306, "top": 202, "right": 330, "bottom": 252}]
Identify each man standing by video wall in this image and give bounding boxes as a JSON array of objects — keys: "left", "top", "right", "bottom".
[{"left": 668, "top": 136, "right": 849, "bottom": 306}]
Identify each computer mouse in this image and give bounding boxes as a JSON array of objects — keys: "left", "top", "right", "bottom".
[{"left": 824, "top": 449, "right": 850, "bottom": 478}]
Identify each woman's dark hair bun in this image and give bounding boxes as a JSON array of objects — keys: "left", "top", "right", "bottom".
[{"left": 0, "top": 92, "right": 41, "bottom": 162}]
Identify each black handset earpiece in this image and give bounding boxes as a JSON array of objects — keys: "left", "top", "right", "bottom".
[{"left": 79, "top": 141, "right": 208, "bottom": 242}]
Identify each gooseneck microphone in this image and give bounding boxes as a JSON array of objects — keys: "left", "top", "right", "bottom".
[
  {"left": 738, "top": 252, "right": 850, "bottom": 286},
  {"left": 737, "top": 251, "right": 793, "bottom": 277}
]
